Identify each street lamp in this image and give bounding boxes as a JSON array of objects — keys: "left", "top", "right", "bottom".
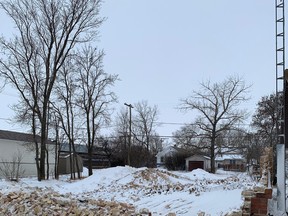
[{"left": 124, "top": 103, "right": 133, "bottom": 166}]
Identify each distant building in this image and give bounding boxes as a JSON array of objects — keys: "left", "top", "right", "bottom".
[
  {"left": 185, "top": 155, "right": 211, "bottom": 171},
  {"left": 156, "top": 145, "right": 187, "bottom": 167},
  {"left": 156, "top": 145, "right": 246, "bottom": 172},
  {"left": 59, "top": 143, "right": 110, "bottom": 169},
  {"left": 0, "top": 130, "right": 55, "bottom": 178},
  {"left": 215, "top": 151, "right": 246, "bottom": 172},
  {"left": 58, "top": 153, "right": 83, "bottom": 175}
]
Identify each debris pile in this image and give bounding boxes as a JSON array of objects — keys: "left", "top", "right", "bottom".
[
  {"left": 0, "top": 167, "right": 257, "bottom": 215},
  {"left": 0, "top": 189, "right": 136, "bottom": 216},
  {"left": 81, "top": 168, "right": 254, "bottom": 200}
]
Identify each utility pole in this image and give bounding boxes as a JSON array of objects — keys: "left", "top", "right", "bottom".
[{"left": 124, "top": 103, "right": 133, "bottom": 166}]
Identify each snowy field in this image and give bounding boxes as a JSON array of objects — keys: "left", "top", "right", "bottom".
[{"left": 0, "top": 167, "right": 258, "bottom": 215}]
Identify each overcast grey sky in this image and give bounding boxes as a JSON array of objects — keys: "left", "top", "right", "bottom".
[{"left": 0, "top": 1, "right": 277, "bottom": 137}]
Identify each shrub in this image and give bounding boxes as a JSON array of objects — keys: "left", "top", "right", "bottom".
[
  {"left": 164, "top": 152, "right": 188, "bottom": 171},
  {"left": 0, "top": 151, "right": 25, "bottom": 181}
]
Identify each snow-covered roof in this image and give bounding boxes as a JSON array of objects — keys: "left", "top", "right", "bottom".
[
  {"left": 0, "top": 129, "right": 54, "bottom": 144},
  {"left": 156, "top": 146, "right": 176, "bottom": 157},
  {"left": 215, "top": 154, "right": 244, "bottom": 161},
  {"left": 156, "top": 145, "right": 186, "bottom": 157},
  {"left": 215, "top": 147, "right": 242, "bottom": 155},
  {"left": 185, "top": 154, "right": 210, "bottom": 161}
]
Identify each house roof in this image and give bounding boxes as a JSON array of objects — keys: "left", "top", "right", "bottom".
[
  {"left": 156, "top": 145, "right": 188, "bottom": 156},
  {"left": 185, "top": 154, "right": 211, "bottom": 161},
  {"left": 216, "top": 147, "right": 240, "bottom": 154},
  {"left": 60, "top": 143, "right": 87, "bottom": 153},
  {"left": 215, "top": 154, "right": 244, "bottom": 161},
  {"left": 0, "top": 129, "right": 53, "bottom": 144},
  {"left": 60, "top": 143, "right": 107, "bottom": 155}
]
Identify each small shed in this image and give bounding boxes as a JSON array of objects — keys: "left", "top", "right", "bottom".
[
  {"left": 58, "top": 153, "right": 83, "bottom": 175},
  {"left": 59, "top": 144, "right": 110, "bottom": 169},
  {"left": 185, "top": 155, "right": 211, "bottom": 171}
]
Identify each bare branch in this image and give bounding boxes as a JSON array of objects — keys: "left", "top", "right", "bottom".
[
  {"left": 0, "top": 0, "right": 105, "bottom": 180},
  {"left": 178, "top": 75, "right": 251, "bottom": 173}
]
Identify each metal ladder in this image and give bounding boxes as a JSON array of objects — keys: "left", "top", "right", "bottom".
[
  {"left": 276, "top": 0, "right": 285, "bottom": 110},
  {"left": 275, "top": 0, "right": 286, "bottom": 213}
]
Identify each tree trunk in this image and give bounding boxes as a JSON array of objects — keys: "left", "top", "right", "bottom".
[
  {"left": 71, "top": 141, "right": 81, "bottom": 179},
  {"left": 210, "top": 146, "right": 215, "bottom": 173},
  {"left": 69, "top": 140, "right": 73, "bottom": 179},
  {"left": 55, "top": 140, "right": 59, "bottom": 180},
  {"left": 88, "top": 146, "right": 93, "bottom": 176},
  {"left": 40, "top": 106, "right": 48, "bottom": 180},
  {"left": 32, "top": 110, "right": 41, "bottom": 181},
  {"left": 46, "top": 149, "right": 49, "bottom": 180},
  {"left": 35, "top": 142, "right": 40, "bottom": 181},
  {"left": 210, "top": 135, "right": 216, "bottom": 173}
]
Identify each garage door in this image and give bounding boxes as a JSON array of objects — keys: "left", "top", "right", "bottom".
[{"left": 188, "top": 161, "right": 204, "bottom": 171}]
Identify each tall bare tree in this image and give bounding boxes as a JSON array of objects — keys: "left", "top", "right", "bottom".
[
  {"left": 133, "top": 101, "right": 159, "bottom": 153},
  {"left": 0, "top": 0, "right": 105, "bottom": 180},
  {"left": 179, "top": 76, "right": 251, "bottom": 173},
  {"left": 112, "top": 101, "right": 160, "bottom": 167},
  {"left": 76, "top": 46, "right": 118, "bottom": 176},
  {"left": 52, "top": 57, "right": 82, "bottom": 179},
  {"left": 114, "top": 108, "right": 129, "bottom": 164}
]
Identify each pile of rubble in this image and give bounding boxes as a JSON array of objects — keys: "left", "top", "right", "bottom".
[
  {"left": 0, "top": 168, "right": 257, "bottom": 215},
  {"left": 0, "top": 189, "right": 139, "bottom": 216},
  {"left": 100, "top": 168, "right": 250, "bottom": 195}
]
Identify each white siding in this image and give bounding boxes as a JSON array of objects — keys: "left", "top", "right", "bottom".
[
  {"left": 156, "top": 146, "right": 177, "bottom": 166},
  {"left": 0, "top": 139, "right": 55, "bottom": 178}
]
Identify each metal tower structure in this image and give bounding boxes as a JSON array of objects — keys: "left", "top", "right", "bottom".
[{"left": 276, "top": 0, "right": 286, "bottom": 213}]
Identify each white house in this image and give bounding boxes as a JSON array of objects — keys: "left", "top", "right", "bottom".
[
  {"left": 156, "top": 145, "right": 186, "bottom": 167},
  {"left": 156, "top": 146, "right": 176, "bottom": 167},
  {"left": 0, "top": 130, "right": 56, "bottom": 179},
  {"left": 215, "top": 153, "right": 246, "bottom": 172},
  {"left": 156, "top": 146, "right": 211, "bottom": 171},
  {"left": 185, "top": 155, "right": 211, "bottom": 171}
]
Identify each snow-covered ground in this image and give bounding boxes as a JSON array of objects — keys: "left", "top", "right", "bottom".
[{"left": 0, "top": 167, "right": 258, "bottom": 215}]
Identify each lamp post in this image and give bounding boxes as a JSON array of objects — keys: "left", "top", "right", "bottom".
[{"left": 124, "top": 103, "right": 133, "bottom": 166}]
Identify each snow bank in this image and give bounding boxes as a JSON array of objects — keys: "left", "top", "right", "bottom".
[{"left": 0, "top": 167, "right": 257, "bottom": 215}]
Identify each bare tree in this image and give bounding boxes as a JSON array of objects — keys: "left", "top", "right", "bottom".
[
  {"left": 251, "top": 93, "right": 278, "bottom": 147},
  {"left": 0, "top": 0, "right": 105, "bottom": 180},
  {"left": 50, "top": 114, "right": 61, "bottom": 180},
  {"left": 179, "top": 76, "right": 251, "bottom": 173},
  {"left": 133, "top": 101, "right": 160, "bottom": 153},
  {"left": 76, "top": 46, "right": 118, "bottom": 176},
  {"left": 250, "top": 93, "right": 279, "bottom": 184},
  {"left": 172, "top": 124, "right": 205, "bottom": 151},
  {"left": 52, "top": 57, "right": 82, "bottom": 179},
  {"left": 112, "top": 101, "right": 160, "bottom": 167},
  {"left": 114, "top": 108, "right": 129, "bottom": 164}
]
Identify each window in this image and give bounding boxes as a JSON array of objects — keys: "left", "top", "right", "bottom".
[{"left": 230, "top": 160, "right": 236, "bottom": 165}]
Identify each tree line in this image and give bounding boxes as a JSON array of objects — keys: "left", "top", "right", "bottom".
[{"left": 0, "top": 0, "right": 113, "bottom": 180}]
